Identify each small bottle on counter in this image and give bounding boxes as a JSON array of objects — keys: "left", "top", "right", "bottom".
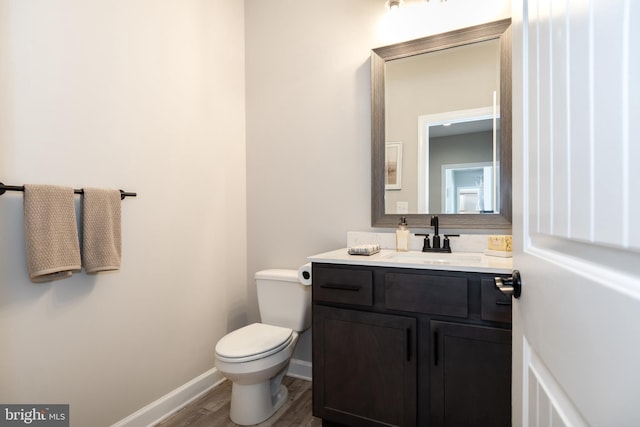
[{"left": 396, "top": 216, "right": 410, "bottom": 252}]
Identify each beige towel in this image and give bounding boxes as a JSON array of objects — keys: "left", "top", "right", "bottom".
[
  {"left": 82, "top": 188, "right": 121, "bottom": 273},
  {"left": 23, "top": 184, "right": 82, "bottom": 282}
]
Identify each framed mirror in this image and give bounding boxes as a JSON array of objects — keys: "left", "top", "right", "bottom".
[{"left": 371, "top": 19, "right": 512, "bottom": 228}]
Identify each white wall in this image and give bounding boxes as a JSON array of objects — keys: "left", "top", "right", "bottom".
[
  {"left": 245, "top": 0, "right": 511, "bottom": 362},
  {"left": 0, "top": 1, "right": 246, "bottom": 426}
]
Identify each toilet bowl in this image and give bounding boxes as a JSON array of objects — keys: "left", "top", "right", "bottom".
[{"left": 215, "top": 269, "right": 311, "bottom": 425}]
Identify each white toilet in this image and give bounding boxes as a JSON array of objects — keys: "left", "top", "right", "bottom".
[{"left": 215, "top": 269, "right": 311, "bottom": 425}]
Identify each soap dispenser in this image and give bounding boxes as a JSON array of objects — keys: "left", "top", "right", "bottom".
[{"left": 396, "top": 216, "right": 410, "bottom": 252}]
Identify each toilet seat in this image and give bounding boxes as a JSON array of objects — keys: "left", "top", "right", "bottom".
[{"left": 215, "top": 323, "right": 294, "bottom": 363}]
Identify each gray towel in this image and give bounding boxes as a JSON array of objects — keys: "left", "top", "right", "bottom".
[
  {"left": 82, "top": 188, "right": 121, "bottom": 273},
  {"left": 23, "top": 184, "right": 82, "bottom": 282}
]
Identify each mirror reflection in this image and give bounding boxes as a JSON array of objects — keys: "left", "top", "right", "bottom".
[
  {"left": 429, "top": 115, "right": 499, "bottom": 214},
  {"left": 384, "top": 38, "right": 501, "bottom": 215}
]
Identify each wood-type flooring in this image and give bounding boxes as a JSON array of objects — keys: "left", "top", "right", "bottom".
[{"left": 155, "top": 376, "right": 321, "bottom": 427}]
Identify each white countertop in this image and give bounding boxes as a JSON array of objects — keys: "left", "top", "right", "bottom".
[{"left": 308, "top": 248, "right": 512, "bottom": 274}]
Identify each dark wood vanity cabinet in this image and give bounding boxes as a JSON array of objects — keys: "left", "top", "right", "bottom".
[{"left": 312, "top": 264, "right": 512, "bottom": 427}]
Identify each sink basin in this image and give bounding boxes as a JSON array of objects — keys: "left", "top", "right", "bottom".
[{"left": 383, "top": 251, "right": 483, "bottom": 265}]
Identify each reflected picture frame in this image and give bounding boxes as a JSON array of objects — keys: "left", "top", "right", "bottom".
[{"left": 385, "top": 142, "right": 402, "bottom": 190}]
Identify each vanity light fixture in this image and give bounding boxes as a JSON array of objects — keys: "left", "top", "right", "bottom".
[{"left": 386, "top": 0, "right": 402, "bottom": 11}]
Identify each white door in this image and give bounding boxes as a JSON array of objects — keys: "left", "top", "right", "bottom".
[{"left": 512, "top": 1, "right": 640, "bottom": 426}]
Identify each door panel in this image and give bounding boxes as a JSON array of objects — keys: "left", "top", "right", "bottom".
[
  {"left": 513, "top": 0, "right": 640, "bottom": 426},
  {"left": 523, "top": 0, "right": 639, "bottom": 249}
]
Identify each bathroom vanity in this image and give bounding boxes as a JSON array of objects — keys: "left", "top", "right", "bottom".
[{"left": 309, "top": 249, "right": 513, "bottom": 427}]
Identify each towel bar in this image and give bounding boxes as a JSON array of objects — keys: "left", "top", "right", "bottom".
[{"left": 0, "top": 182, "right": 137, "bottom": 200}]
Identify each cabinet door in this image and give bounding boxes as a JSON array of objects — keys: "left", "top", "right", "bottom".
[
  {"left": 430, "top": 321, "right": 511, "bottom": 427},
  {"left": 313, "top": 305, "right": 417, "bottom": 427}
]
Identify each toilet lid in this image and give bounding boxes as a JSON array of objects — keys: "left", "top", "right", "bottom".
[{"left": 215, "top": 323, "right": 294, "bottom": 361}]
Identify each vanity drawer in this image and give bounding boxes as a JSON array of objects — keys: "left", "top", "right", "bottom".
[
  {"left": 384, "top": 273, "right": 468, "bottom": 318},
  {"left": 481, "top": 278, "right": 512, "bottom": 323},
  {"left": 313, "top": 267, "right": 373, "bottom": 307}
]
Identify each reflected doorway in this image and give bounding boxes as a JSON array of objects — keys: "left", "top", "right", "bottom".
[
  {"left": 417, "top": 106, "right": 500, "bottom": 214},
  {"left": 442, "top": 163, "right": 497, "bottom": 214}
]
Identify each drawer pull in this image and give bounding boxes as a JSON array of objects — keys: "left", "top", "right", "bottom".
[
  {"left": 320, "top": 283, "right": 361, "bottom": 292},
  {"left": 406, "top": 328, "right": 412, "bottom": 361}
]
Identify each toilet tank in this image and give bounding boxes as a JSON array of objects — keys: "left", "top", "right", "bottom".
[{"left": 255, "top": 269, "right": 311, "bottom": 332}]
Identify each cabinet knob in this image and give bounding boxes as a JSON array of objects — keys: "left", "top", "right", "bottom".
[{"left": 494, "top": 270, "right": 522, "bottom": 299}]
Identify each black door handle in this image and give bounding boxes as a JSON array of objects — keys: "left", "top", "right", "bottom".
[{"left": 494, "top": 270, "right": 522, "bottom": 299}]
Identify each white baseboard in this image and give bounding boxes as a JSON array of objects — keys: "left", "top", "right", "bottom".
[
  {"left": 287, "top": 358, "right": 312, "bottom": 382},
  {"left": 111, "top": 368, "right": 225, "bottom": 427},
  {"left": 111, "top": 360, "right": 312, "bottom": 427}
]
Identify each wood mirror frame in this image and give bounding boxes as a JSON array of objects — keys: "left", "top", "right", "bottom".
[{"left": 371, "top": 19, "right": 512, "bottom": 229}]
